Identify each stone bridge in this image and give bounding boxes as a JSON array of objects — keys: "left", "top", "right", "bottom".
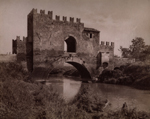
[
  {"left": 31, "top": 55, "right": 92, "bottom": 81},
  {"left": 50, "top": 54, "right": 92, "bottom": 80},
  {"left": 12, "top": 9, "right": 115, "bottom": 81}
]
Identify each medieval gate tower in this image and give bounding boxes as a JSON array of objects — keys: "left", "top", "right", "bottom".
[{"left": 13, "top": 9, "right": 114, "bottom": 77}]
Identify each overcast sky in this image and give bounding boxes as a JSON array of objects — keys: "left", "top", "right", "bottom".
[{"left": 0, "top": 0, "right": 150, "bottom": 55}]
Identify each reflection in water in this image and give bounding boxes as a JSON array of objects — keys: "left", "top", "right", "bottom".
[
  {"left": 45, "top": 76, "right": 150, "bottom": 112},
  {"left": 63, "top": 78, "right": 82, "bottom": 101},
  {"left": 46, "top": 77, "right": 82, "bottom": 102}
]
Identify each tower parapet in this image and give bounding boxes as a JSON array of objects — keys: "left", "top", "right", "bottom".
[
  {"left": 98, "top": 41, "right": 114, "bottom": 70},
  {"left": 28, "top": 8, "right": 83, "bottom": 25},
  {"left": 63, "top": 16, "right": 67, "bottom": 21},
  {"left": 106, "top": 41, "right": 109, "bottom": 46},
  {"left": 12, "top": 36, "right": 27, "bottom": 56},
  {"left": 111, "top": 42, "right": 114, "bottom": 47},
  {"left": 70, "top": 17, "right": 74, "bottom": 22},
  {"left": 55, "top": 15, "right": 60, "bottom": 21},
  {"left": 40, "top": 10, "right": 45, "bottom": 14},
  {"left": 100, "top": 41, "right": 114, "bottom": 47},
  {"left": 76, "top": 18, "right": 80, "bottom": 23},
  {"left": 28, "top": 8, "right": 37, "bottom": 17},
  {"left": 101, "top": 41, "right": 105, "bottom": 45},
  {"left": 14, "top": 36, "right": 26, "bottom": 42},
  {"left": 23, "top": 36, "right": 26, "bottom": 42},
  {"left": 48, "top": 11, "right": 53, "bottom": 19},
  {"left": 16, "top": 36, "right": 20, "bottom": 41}
]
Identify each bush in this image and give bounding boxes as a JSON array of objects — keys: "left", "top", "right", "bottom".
[
  {"left": 0, "top": 80, "right": 34, "bottom": 119},
  {"left": 71, "top": 84, "right": 109, "bottom": 113},
  {"left": 0, "top": 62, "right": 29, "bottom": 82},
  {"left": 122, "top": 62, "right": 150, "bottom": 89},
  {"left": 1, "top": 62, "right": 150, "bottom": 119}
]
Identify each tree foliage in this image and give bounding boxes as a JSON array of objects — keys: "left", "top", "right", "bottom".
[
  {"left": 130, "top": 37, "right": 145, "bottom": 59},
  {"left": 139, "top": 45, "right": 150, "bottom": 61},
  {"left": 120, "top": 37, "right": 150, "bottom": 61},
  {"left": 119, "top": 46, "right": 131, "bottom": 58}
]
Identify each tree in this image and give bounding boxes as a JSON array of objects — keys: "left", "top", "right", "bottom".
[
  {"left": 139, "top": 45, "right": 150, "bottom": 61},
  {"left": 129, "top": 37, "right": 145, "bottom": 59},
  {"left": 119, "top": 46, "right": 131, "bottom": 58},
  {"left": 119, "top": 37, "right": 148, "bottom": 60}
]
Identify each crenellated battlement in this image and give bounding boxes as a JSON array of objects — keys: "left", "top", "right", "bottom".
[
  {"left": 12, "top": 36, "right": 27, "bottom": 55},
  {"left": 28, "top": 8, "right": 82, "bottom": 24},
  {"left": 63, "top": 16, "right": 67, "bottom": 21},
  {"left": 76, "top": 18, "right": 81, "bottom": 23},
  {"left": 100, "top": 41, "right": 114, "bottom": 47},
  {"left": 12, "top": 8, "right": 115, "bottom": 71},
  {"left": 13, "top": 36, "right": 27, "bottom": 42},
  {"left": 55, "top": 15, "right": 60, "bottom": 21},
  {"left": 70, "top": 17, "right": 74, "bottom": 22},
  {"left": 40, "top": 10, "right": 45, "bottom": 14}
]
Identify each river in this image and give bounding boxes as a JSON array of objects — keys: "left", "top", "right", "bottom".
[{"left": 41, "top": 76, "right": 150, "bottom": 112}]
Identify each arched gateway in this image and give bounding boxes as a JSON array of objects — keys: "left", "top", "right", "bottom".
[
  {"left": 19, "top": 9, "right": 115, "bottom": 81},
  {"left": 65, "top": 36, "right": 76, "bottom": 53}
]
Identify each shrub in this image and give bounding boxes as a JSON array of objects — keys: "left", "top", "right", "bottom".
[
  {"left": 71, "top": 84, "right": 108, "bottom": 113},
  {"left": 0, "top": 62, "right": 29, "bottom": 82},
  {"left": 0, "top": 80, "right": 34, "bottom": 119}
]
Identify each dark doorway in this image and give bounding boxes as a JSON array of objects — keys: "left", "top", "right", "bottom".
[{"left": 65, "top": 36, "right": 76, "bottom": 52}]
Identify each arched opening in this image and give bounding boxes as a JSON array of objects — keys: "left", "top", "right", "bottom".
[
  {"left": 31, "top": 60, "right": 92, "bottom": 81},
  {"left": 66, "top": 62, "right": 92, "bottom": 80},
  {"left": 65, "top": 36, "right": 76, "bottom": 52}
]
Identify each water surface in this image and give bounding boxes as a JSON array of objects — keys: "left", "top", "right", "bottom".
[{"left": 45, "top": 76, "right": 150, "bottom": 112}]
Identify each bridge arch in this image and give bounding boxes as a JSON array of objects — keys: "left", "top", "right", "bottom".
[
  {"left": 31, "top": 56, "right": 92, "bottom": 81},
  {"left": 66, "top": 61, "right": 92, "bottom": 79}
]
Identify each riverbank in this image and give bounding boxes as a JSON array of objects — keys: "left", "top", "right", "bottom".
[
  {"left": 95, "top": 61, "right": 150, "bottom": 90},
  {"left": 0, "top": 62, "right": 150, "bottom": 119},
  {"left": 49, "top": 61, "right": 150, "bottom": 90},
  {"left": 1, "top": 79, "right": 150, "bottom": 119}
]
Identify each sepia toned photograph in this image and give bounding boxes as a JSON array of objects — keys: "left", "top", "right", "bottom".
[{"left": 0, "top": 0, "right": 150, "bottom": 118}]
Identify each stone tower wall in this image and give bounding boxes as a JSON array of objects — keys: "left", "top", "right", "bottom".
[
  {"left": 98, "top": 41, "right": 114, "bottom": 69},
  {"left": 12, "top": 36, "right": 26, "bottom": 61},
  {"left": 27, "top": 9, "right": 101, "bottom": 70},
  {"left": 24, "top": 8, "right": 115, "bottom": 75}
]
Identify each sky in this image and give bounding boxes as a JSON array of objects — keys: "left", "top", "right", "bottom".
[{"left": 0, "top": 0, "right": 150, "bottom": 55}]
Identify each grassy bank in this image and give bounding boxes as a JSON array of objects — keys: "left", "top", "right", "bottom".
[
  {"left": 123, "top": 61, "right": 150, "bottom": 90},
  {"left": 0, "top": 62, "right": 150, "bottom": 119},
  {"left": 98, "top": 61, "right": 150, "bottom": 90}
]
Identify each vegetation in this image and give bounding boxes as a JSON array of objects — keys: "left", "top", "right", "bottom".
[
  {"left": 123, "top": 61, "right": 150, "bottom": 89},
  {"left": 0, "top": 62, "right": 150, "bottom": 119},
  {"left": 120, "top": 37, "right": 150, "bottom": 61},
  {"left": 98, "top": 60, "right": 150, "bottom": 89}
]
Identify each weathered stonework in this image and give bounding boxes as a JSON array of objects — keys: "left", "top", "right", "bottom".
[
  {"left": 13, "top": 8, "right": 115, "bottom": 77},
  {"left": 12, "top": 36, "right": 26, "bottom": 62}
]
